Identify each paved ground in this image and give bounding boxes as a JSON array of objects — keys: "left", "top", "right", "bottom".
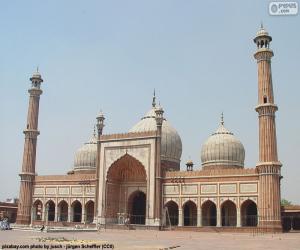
[{"left": 0, "top": 229, "right": 300, "bottom": 250}]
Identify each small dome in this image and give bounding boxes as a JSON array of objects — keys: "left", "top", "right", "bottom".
[
  {"left": 32, "top": 72, "right": 42, "bottom": 78},
  {"left": 254, "top": 24, "right": 272, "bottom": 44},
  {"left": 256, "top": 27, "right": 269, "bottom": 37},
  {"left": 129, "top": 101, "right": 182, "bottom": 164},
  {"left": 73, "top": 132, "right": 97, "bottom": 171},
  {"left": 186, "top": 159, "right": 194, "bottom": 165},
  {"left": 201, "top": 119, "right": 245, "bottom": 169}
]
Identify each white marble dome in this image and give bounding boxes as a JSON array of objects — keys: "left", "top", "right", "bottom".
[
  {"left": 129, "top": 103, "right": 182, "bottom": 164},
  {"left": 201, "top": 120, "right": 245, "bottom": 169},
  {"left": 73, "top": 133, "right": 97, "bottom": 171}
]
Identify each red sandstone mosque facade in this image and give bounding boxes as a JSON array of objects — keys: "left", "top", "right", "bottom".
[{"left": 15, "top": 26, "right": 284, "bottom": 232}]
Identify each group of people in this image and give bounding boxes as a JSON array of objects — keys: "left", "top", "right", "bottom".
[{"left": 0, "top": 217, "right": 10, "bottom": 230}]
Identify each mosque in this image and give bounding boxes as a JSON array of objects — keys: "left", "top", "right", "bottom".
[{"left": 15, "top": 26, "right": 284, "bottom": 232}]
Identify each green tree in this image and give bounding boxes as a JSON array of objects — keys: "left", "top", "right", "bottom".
[{"left": 281, "top": 199, "right": 292, "bottom": 206}]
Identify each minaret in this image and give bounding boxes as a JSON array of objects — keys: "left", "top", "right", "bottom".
[
  {"left": 254, "top": 25, "right": 282, "bottom": 230},
  {"left": 154, "top": 104, "right": 164, "bottom": 225},
  {"left": 16, "top": 70, "right": 43, "bottom": 225},
  {"left": 94, "top": 111, "right": 105, "bottom": 223}
]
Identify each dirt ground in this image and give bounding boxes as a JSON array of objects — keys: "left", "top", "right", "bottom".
[{"left": 0, "top": 229, "right": 300, "bottom": 250}]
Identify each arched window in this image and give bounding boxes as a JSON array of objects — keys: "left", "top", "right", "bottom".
[{"left": 263, "top": 96, "right": 268, "bottom": 104}]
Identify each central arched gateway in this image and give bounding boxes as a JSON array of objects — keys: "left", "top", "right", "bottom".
[{"left": 105, "top": 154, "right": 147, "bottom": 224}]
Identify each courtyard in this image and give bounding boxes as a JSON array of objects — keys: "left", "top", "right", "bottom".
[{"left": 0, "top": 229, "right": 300, "bottom": 250}]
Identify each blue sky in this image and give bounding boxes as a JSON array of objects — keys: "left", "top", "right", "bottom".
[{"left": 0, "top": 0, "right": 299, "bottom": 203}]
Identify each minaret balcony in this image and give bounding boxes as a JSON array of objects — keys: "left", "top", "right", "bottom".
[
  {"left": 254, "top": 49, "right": 274, "bottom": 61},
  {"left": 28, "top": 88, "right": 43, "bottom": 96},
  {"left": 23, "top": 129, "right": 40, "bottom": 139},
  {"left": 255, "top": 103, "right": 278, "bottom": 115}
]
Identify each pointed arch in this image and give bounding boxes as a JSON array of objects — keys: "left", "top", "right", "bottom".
[
  {"left": 106, "top": 153, "right": 147, "bottom": 182},
  {"left": 164, "top": 200, "right": 179, "bottom": 226},
  {"left": 183, "top": 200, "right": 197, "bottom": 226},
  {"left": 45, "top": 200, "right": 55, "bottom": 222},
  {"left": 71, "top": 200, "right": 82, "bottom": 222},
  {"left": 128, "top": 191, "right": 146, "bottom": 225},
  {"left": 221, "top": 200, "right": 237, "bottom": 226},
  {"left": 33, "top": 199, "right": 43, "bottom": 221},
  {"left": 105, "top": 153, "right": 147, "bottom": 222},
  {"left": 85, "top": 200, "right": 95, "bottom": 223},
  {"left": 201, "top": 200, "right": 216, "bottom": 226},
  {"left": 57, "top": 200, "right": 68, "bottom": 222},
  {"left": 241, "top": 199, "right": 257, "bottom": 227}
]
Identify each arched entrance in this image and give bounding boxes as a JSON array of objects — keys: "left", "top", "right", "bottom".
[
  {"left": 46, "top": 200, "right": 55, "bottom": 222},
  {"left": 33, "top": 200, "right": 43, "bottom": 221},
  {"left": 164, "top": 201, "right": 179, "bottom": 226},
  {"left": 58, "top": 200, "right": 68, "bottom": 222},
  {"left": 71, "top": 201, "right": 82, "bottom": 222},
  {"left": 201, "top": 200, "right": 216, "bottom": 226},
  {"left": 183, "top": 201, "right": 197, "bottom": 226},
  {"left": 106, "top": 154, "right": 147, "bottom": 223},
  {"left": 128, "top": 191, "right": 146, "bottom": 224},
  {"left": 241, "top": 200, "right": 257, "bottom": 226},
  {"left": 85, "top": 200, "right": 95, "bottom": 223},
  {"left": 221, "top": 200, "right": 237, "bottom": 226}
]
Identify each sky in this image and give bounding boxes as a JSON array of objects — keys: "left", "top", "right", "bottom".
[{"left": 0, "top": 1, "right": 299, "bottom": 204}]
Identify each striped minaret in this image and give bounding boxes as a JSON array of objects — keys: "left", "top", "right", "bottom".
[
  {"left": 154, "top": 105, "right": 163, "bottom": 225},
  {"left": 254, "top": 25, "right": 282, "bottom": 231},
  {"left": 16, "top": 70, "right": 43, "bottom": 225}
]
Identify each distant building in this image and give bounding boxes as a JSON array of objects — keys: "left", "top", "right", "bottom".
[
  {"left": 15, "top": 26, "right": 297, "bottom": 232},
  {"left": 0, "top": 201, "right": 18, "bottom": 223}
]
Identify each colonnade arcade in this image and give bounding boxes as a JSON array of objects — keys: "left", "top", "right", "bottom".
[
  {"left": 164, "top": 199, "right": 258, "bottom": 227},
  {"left": 32, "top": 199, "right": 95, "bottom": 224}
]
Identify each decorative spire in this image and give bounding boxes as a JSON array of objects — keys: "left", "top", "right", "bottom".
[
  {"left": 152, "top": 89, "right": 156, "bottom": 107},
  {"left": 155, "top": 103, "right": 164, "bottom": 127},
  {"left": 37, "top": 66, "right": 39, "bottom": 73},
  {"left": 93, "top": 125, "right": 96, "bottom": 137},
  {"left": 260, "top": 21, "right": 263, "bottom": 29},
  {"left": 96, "top": 110, "right": 105, "bottom": 136},
  {"left": 221, "top": 112, "right": 224, "bottom": 125}
]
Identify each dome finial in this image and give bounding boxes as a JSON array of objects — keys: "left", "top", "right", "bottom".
[
  {"left": 260, "top": 21, "right": 263, "bottom": 29},
  {"left": 152, "top": 89, "right": 156, "bottom": 107},
  {"left": 93, "top": 125, "right": 96, "bottom": 137},
  {"left": 221, "top": 112, "right": 224, "bottom": 125}
]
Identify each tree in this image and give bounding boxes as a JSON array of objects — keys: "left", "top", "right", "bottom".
[{"left": 281, "top": 199, "right": 292, "bottom": 206}]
